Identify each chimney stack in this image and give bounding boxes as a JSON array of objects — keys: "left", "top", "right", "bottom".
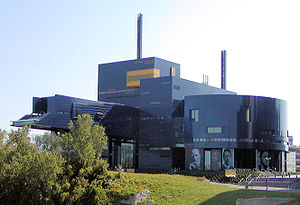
[
  {"left": 221, "top": 50, "right": 226, "bottom": 89},
  {"left": 137, "top": 13, "right": 143, "bottom": 59}
]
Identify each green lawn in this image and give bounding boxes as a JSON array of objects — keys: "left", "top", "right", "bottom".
[
  {"left": 108, "top": 172, "right": 300, "bottom": 205},
  {"left": 202, "top": 190, "right": 300, "bottom": 205}
]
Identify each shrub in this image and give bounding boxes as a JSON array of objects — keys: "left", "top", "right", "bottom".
[{"left": 0, "top": 115, "right": 115, "bottom": 205}]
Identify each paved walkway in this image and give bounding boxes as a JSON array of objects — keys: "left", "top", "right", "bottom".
[{"left": 211, "top": 182, "right": 300, "bottom": 193}]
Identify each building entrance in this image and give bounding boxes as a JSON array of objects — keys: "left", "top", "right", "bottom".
[
  {"left": 108, "top": 138, "right": 135, "bottom": 169},
  {"left": 235, "top": 149, "right": 256, "bottom": 169}
]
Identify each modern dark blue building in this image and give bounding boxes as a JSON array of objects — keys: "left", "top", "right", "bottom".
[
  {"left": 184, "top": 95, "right": 287, "bottom": 171},
  {"left": 13, "top": 57, "right": 288, "bottom": 172}
]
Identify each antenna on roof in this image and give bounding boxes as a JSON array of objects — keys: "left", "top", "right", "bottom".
[
  {"left": 137, "top": 13, "right": 143, "bottom": 59},
  {"left": 203, "top": 74, "right": 209, "bottom": 85}
]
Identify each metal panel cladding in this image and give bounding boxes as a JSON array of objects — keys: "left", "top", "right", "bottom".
[{"left": 184, "top": 95, "right": 288, "bottom": 152}]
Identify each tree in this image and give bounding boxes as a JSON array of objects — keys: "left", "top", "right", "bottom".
[
  {"left": 0, "top": 127, "right": 65, "bottom": 204},
  {"left": 0, "top": 114, "right": 112, "bottom": 205},
  {"left": 33, "top": 131, "right": 62, "bottom": 154},
  {"left": 59, "top": 114, "right": 111, "bottom": 204},
  {"left": 62, "top": 114, "right": 107, "bottom": 169}
]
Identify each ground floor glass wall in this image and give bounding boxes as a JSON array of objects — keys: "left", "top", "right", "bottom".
[{"left": 109, "top": 138, "right": 134, "bottom": 169}]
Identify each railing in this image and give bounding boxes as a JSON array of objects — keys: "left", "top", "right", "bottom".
[
  {"left": 248, "top": 173, "right": 262, "bottom": 185},
  {"left": 238, "top": 168, "right": 262, "bottom": 186},
  {"left": 238, "top": 173, "right": 251, "bottom": 184},
  {"left": 237, "top": 169, "right": 257, "bottom": 184}
]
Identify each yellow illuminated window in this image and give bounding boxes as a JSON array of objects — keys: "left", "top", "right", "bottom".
[{"left": 126, "top": 68, "right": 160, "bottom": 87}]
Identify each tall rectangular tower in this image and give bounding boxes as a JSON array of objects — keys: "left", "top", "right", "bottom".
[
  {"left": 98, "top": 57, "right": 180, "bottom": 107},
  {"left": 137, "top": 13, "right": 143, "bottom": 59},
  {"left": 221, "top": 50, "right": 226, "bottom": 89}
]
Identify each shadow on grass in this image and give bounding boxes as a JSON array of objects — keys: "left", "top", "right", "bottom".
[{"left": 199, "top": 189, "right": 300, "bottom": 205}]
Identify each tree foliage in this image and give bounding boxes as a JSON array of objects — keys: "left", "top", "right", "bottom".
[
  {"left": 0, "top": 127, "right": 64, "bottom": 204},
  {"left": 0, "top": 114, "right": 112, "bottom": 205},
  {"left": 59, "top": 114, "right": 111, "bottom": 204},
  {"left": 33, "top": 131, "right": 62, "bottom": 153}
]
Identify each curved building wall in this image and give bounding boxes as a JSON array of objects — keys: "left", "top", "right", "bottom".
[
  {"left": 184, "top": 95, "right": 288, "bottom": 151},
  {"left": 184, "top": 95, "right": 287, "bottom": 171}
]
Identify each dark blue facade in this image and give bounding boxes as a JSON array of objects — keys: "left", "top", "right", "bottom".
[
  {"left": 137, "top": 76, "right": 235, "bottom": 169},
  {"left": 98, "top": 57, "right": 180, "bottom": 107},
  {"left": 12, "top": 94, "right": 140, "bottom": 169},
  {"left": 13, "top": 57, "right": 288, "bottom": 171},
  {"left": 13, "top": 95, "right": 117, "bottom": 131},
  {"left": 12, "top": 95, "right": 140, "bottom": 135},
  {"left": 184, "top": 95, "right": 288, "bottom": 150},
  {"left": 184, "top": 95, "right": 287, "bottom": 171}
]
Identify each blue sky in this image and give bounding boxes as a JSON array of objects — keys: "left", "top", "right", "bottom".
[{"left": 1, "top": 0, "right": 299, "bottom": 144}]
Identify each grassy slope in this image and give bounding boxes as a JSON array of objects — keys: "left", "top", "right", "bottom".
[{"left": 108, "top": 172, "right": 300, "bottom": 205}]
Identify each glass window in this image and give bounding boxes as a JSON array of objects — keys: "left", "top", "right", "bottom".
[
  {"left": 207, "top": 127, "right": 222, "bottom": 133},
  {"left": 246, "top": 107, "right": 251, "bottom": 122},
  {"left": 126, "top": 68, "right": 160, "bottom": 87},
  {"left": 170, "top": 67, "right": 176, "bottom": 76},
  {"left": 205, "top": 150, "right": 211, "bottom": 170},
  {"left": 120, "top": 143, "right": 134, "bottom": 169},
  {"left": 190, "top": 109, "right": 199, "bottom": 122},
  {"left": 173, "top": 85, "right": 180, "bottom": 90}
]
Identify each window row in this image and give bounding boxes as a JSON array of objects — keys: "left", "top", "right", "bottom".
[
  {"left": 189, "top": 109, "right": 199, "bottom": 122},
  {"left": 192, "top": 137, "right": 288, "bottom": 145},
  {"left": 140, "top": 116, "right": 171, "bottom": 120},
  {"left": 189, "top": 107, "right": 253, "bottom": 123},
  {"left": 126, "top": 68, "right": 160, "bottom": 87}
]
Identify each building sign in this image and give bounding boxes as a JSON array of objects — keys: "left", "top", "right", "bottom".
[{"left": 225, "top": 169, "right": 236, "bottom": 177}]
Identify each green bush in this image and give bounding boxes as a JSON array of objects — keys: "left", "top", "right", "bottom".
[
  {"left": 126, "top": 169, "right": 135, "bottom": 173},
  {"left": 0, "top": 114, "right": 115, "bottom": 205},
  {"left": 177, "top": 169, "right": 255, "bottom": 184}
]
